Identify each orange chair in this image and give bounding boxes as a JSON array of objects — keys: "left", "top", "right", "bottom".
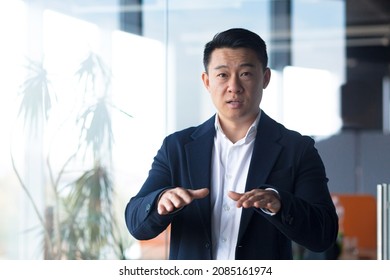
[{"left": 332, "top": 193, "right": 377, "bottom": 259}]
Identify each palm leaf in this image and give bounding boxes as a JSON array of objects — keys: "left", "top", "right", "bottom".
[
  {"left": 18, "top": 58, "right": 55, "bottom": 132},
  {"left": 77, "top": 97, "right": 114, "bottom": 158},
  {"left": 75, "top": 52, "right": 112, "bottom": 99}
]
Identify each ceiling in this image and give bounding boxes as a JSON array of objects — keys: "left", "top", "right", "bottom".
[
  {"left": 346, "top": 0, "right": 390, "bottom": 63},
  {"left": 346, "top": 0, "right": 390, "bottom": 26}
]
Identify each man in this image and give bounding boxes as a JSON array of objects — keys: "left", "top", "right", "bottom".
[{"left": 125, "top": 28, "right": 338, "bottom": 260}]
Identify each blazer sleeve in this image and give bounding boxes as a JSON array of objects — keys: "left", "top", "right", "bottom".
[
  {"left": 124, "top": 137, "right": 178, "bottom": 240},
  {"left": 259, "top": 136, "right": 339, "bottom": 252}
]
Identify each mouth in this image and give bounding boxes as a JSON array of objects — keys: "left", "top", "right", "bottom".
[
  {"left": 226, "top": 100, "right": 242, "bottom": 104},
  {"left": 226, "top": 100, "right": 243, "bottom": 108}
]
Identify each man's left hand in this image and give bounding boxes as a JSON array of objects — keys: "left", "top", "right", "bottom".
[{"left": 228, "top": 189, "right": 281, "bottom": 214}]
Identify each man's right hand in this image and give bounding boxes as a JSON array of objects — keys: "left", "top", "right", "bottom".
[{"left": 157, "top": 187, "right": 209, "bottom": 215}]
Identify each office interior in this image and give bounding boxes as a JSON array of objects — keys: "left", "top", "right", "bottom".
[{"left": 0, "top": 0, "right": 389, "bottom": 260}]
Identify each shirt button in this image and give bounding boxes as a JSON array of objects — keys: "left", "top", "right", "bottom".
[{"left": 222, "top": 237, "right": 227, "bottom": 243}]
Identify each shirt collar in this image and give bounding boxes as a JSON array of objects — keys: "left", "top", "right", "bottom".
[{"left": 214, "top": 110, "right": 261, "bottom": 143}]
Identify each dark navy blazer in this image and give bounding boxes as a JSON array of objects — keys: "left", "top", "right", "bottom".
[{"left": 125, "top": 111, "right": 338, "bottom": 259}]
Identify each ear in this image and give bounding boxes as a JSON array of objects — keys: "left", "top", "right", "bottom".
[
  {"left": 262, "top": 67, "right": 271, "bottom": 89},
  {"left": 201, "top": 72, "right": 210, "bottom": 90}
]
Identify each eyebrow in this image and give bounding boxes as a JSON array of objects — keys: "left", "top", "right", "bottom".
[{"left": 213, "top": 63, "right": 256, "bottom": 70}]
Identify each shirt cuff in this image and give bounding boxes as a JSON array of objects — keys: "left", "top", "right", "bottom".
[{"left": 260, "top": 188, "right": 279, "bottom": 216}]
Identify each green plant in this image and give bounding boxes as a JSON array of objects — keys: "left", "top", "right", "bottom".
[{"left": 11, "top": 52, "right": 131, "bottom": 259}]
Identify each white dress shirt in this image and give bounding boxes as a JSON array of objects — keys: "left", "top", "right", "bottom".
[{"left": 210, "top": 112, "right": 261, "bottom": 260}]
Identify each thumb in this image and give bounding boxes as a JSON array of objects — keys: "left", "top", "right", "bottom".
[
  {"left": 228, "top": 191, "right": 243, "bottom": 201},
  {"left": 188, "top": 188, "right": 209, "bottom": 200}
]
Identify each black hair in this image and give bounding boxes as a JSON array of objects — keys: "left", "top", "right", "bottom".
[{"left": 203, "top": 28, "right": 268, "bottom": 72}]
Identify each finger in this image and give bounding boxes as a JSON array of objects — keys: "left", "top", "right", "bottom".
[
  {"left": 228, "top": 191, "right": 250, "bottom": 208},
  {"left": 241, "top": 195, "right": 263, "bottom": 208},
  {"left": 188, "top": 188, "right": 209, "bottom": 200},
  {"left": 157, "top": 189, "right": 188, "bottom": 215},
  {"left": 242, "top": 197, "right": 257, "bottom": 208},
  {"left": 172, "top": 188, "right": 193, "bottom": 205},
  {"left": 169, "top": 192, "right": 189, "bottom": 208},
  {"left": 253, "top": 197, "right": 269, "bottom": 208},
  {"left": 229, "top": 190, "right": 268, "bottom": 208},
  {"left": 227, "top": 191, "right": 243, "bottom": 201},
  {"left": 252, "top": 195, "right": 281, "bottom": 213},
  {"left": 157, "top": 200, "right": 175, "bottom": 215},
  {"left": 158, "top": 188, "right": 209, "bottom": 215},
  {"left": 264, "top": 199, "right": 281, "bottom": 213}
]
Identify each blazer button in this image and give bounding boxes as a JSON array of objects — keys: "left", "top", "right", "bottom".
[
  {"left": 205, "top": 243, "right": 210, "bottom": 249},
  {"left": 145, "top": 204, "right": 151, "bottom": 213},
  {"left": 285, "top": 214, "right": 294, "bottom": 225}
]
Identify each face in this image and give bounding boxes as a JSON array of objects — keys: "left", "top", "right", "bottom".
[{"left": 202, "top": 47, "right": 271, "bottom": 126}]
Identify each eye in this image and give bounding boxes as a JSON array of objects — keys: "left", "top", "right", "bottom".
[
  {"left": 217, "top": 73, "right": 228, "bottom": 78},
  {"left": 240, "top": 72, "right": 253, "bottom": 80},
  {"left": 240, "top": 72, "right": 251, "bottom": 77}
]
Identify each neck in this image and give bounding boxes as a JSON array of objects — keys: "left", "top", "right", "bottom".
[
  {"left": 218, "top": 113, "right": 259, "bottom": 143},
  {"left": 223, "top": 124, "right": 249, "bottom": 143}
]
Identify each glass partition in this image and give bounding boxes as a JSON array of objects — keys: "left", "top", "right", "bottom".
[{"left": 377, "top": 183, "right": 390, "bottom": 260}]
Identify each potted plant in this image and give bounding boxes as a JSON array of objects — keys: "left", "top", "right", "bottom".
[{"left": 11, "top": 52, "right": 131, "bottom": 259}]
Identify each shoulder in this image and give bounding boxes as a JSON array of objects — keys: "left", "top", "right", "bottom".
[
  {"left": 260, "top": 111, "right": 315, "bottom": 146},
  {"left": 165, "top": 115, "right": 216, "bottom": 143}
]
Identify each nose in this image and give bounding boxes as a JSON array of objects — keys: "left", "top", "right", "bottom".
[{"left": 228, "top": 75, "right": 243, "bottom": 93}]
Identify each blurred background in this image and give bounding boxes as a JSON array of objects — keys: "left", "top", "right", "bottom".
[{"left": 0, "top": 0, "right": 389, "bottom": 260}]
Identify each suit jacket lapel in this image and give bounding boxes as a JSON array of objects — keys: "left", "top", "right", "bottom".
[{"left": 237, "top": 112, "right": 283, "bottom": 243}]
